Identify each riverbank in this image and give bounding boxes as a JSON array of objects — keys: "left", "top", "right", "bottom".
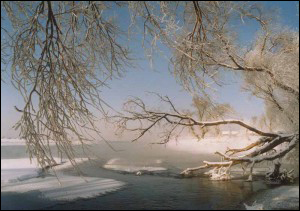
[{"left": 244, "top": 185, "right": 299, "bottom": 210}]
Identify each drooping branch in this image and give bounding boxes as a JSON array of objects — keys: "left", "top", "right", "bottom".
[
  {"left": 114, "top": 94, "right": 279, "bottom": 144},
  {"left": 114, "top": 94, "right": 298, "bottom": 181},
  {"left": 2, "top": 1, "right": 132, "bottom": 168}
]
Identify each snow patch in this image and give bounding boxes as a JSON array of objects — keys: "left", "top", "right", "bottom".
[
  {"left": 244, "top": 186, "right": 299, "bottom": 210},
  {"left": 2, "top": 175, "right": 125, "bottom": 201},
  {"left": 103, "top": 158, "right": 167, "bottom": 173},
  {"left": 244, "top": 201, "right": 264, "bottom": 210},
  {"left": 204, "top": 167, "right": 231, "bottom": 181},
  {"left": 1, "top": 157, "right": 126, "bottom": 201},
  {"left": 1, "top": 158, "right": 43, "bottom": 185},
  {"left": 1, "top": 158, "right": 91, "bottom": 185}
]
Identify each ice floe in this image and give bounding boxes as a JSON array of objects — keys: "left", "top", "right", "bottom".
[{"left": 103, "top": 158, "right": 167, "bottom": 173}]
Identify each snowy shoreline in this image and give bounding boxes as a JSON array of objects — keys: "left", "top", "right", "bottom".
[
  {"left": 1, "top": 157, "right": 126, "bottom": 201},
  {"left": 244, "top": 185, "right": 299, "bottom": 210}
]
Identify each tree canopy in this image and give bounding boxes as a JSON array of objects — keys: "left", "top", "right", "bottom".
[{"left": 1, "top": 1, "right": 299, "bottom": 179}]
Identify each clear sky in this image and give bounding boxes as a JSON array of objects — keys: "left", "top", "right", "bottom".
[{"left": 1, "top": 1, "right": 299, "bottom": 138}]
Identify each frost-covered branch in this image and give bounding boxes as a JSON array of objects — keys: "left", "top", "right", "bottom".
[
  {"left": 113, "top": 94, "right": 298, "bottom": 181},
  {"left": 2, "top": 1, "right": 132, "bottom": 168},
  {"left": 114, "top": 94, "right": 279, "bottom": 143},
  {"left": 182, "top": 134, "right": 298, "bottom": 181}
]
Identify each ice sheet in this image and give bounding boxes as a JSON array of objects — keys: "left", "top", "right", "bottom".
[
  {"left": 2, "top": 175, "right": 125, "bottom": 201},
  {"left": 1, "top": 157, "right": 125, "bottom": 201}
]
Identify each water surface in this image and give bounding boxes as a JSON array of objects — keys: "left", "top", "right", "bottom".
[{"left": 1, "top": 141, "right": 270, "bottom": 210}]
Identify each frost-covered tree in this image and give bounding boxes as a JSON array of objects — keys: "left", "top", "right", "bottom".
[
  {"left": 115, "top": 1, "right": 299, "bottom": 181},
  {"left": 1, "top": 1, "right": 132, "bottom": 168},
  {"left": 1, "top": 1, "right": 299, "bottom": 180}
]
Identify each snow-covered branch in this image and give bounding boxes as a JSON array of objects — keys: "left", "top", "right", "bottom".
[{"left": 114, "top": 94, "right": 298, "bottom": 181}]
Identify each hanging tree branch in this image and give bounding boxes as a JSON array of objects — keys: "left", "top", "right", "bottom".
[
  {"left": 113, "top": 93, "right": 299, "bottom": 181},
  {"left": 2, "top": 1, "right": 132, "bottom": 168}
]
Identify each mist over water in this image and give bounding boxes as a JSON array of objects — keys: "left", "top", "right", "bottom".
[{"left": 1, "top": 138, "right": 273, "bottom": 210}]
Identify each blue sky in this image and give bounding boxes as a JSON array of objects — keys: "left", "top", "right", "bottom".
[{"left": 1, "top": 1, "right": 299, "bottom": 138}]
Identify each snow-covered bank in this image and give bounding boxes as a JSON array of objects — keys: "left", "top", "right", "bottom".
[
  {"left": 1, "top": 157, "right": 126, "bottom": 201},
  {"left": 244, "top": 185, "right": 299, "bottom": 210},
  {"left": 1, "top": 157, "right": 86, "bottom": 185},
  {"left": 1, "top": 158, "right": 41, "bottom": 184},
  {"left": 2, "top": 176, "right": 125, "bottom": 201}
]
